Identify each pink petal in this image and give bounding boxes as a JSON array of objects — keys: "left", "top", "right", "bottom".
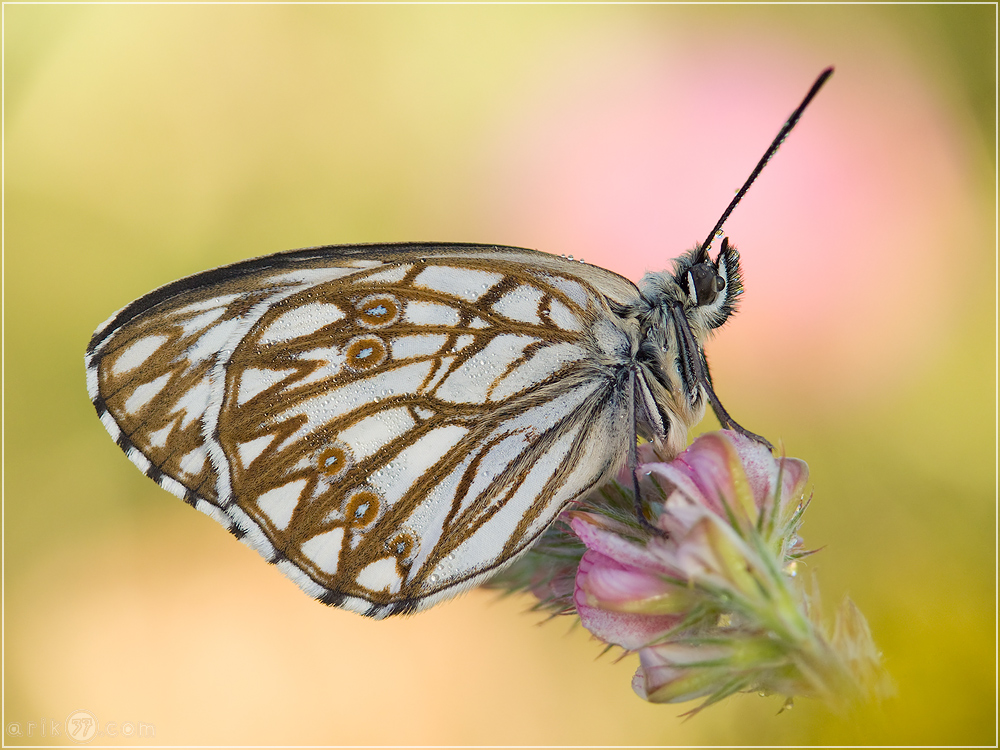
[
  {"left": 633, "top": 643, "right": 731, "bottom": 703},
  {"left": 643, "top": 434, "right": 739, "bottom": 518},
  {"left": 574, "top": 551, "right": 682, "bottom": 646},
  {"left": 569, "top": 513, "right": 671, "bottom": 573},
  {"left": 648, "top": 431, "right": 782, "bottom": 523},
  {"left": 576, "top": 549, "right": 684, "bottom": 612},
  {"left": 675, "top": 433, "right": 737, "bottom": 499},
  {"left": 581, "top": 561, "right": 669, "bottom": 604},
  {"left": 576, "top": 601, "right": 680, "bottom": 650},
  {"left": 632, "top": 647, "right": 685, "bottom": 702},
  {"left": 721, "top": 432, "right": 810, "bottom": 512},
  {"left": 778, "top": 456, "right": 810, "bottom": 501}
]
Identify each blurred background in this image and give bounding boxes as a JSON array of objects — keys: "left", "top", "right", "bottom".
[{"left": 5, "top": 4, "right": 993, "bottom": 745}]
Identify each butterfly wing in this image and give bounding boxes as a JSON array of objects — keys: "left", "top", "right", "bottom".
[{"left": 86, "top": 243, "right": 645, "bottom": 617}]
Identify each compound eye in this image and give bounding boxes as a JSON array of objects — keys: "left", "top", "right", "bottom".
[{"left": 689, "top": 263, "right": 722, "bottom": 306}]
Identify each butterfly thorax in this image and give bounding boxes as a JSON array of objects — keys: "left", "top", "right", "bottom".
[
  {"left": 630, "top": 300, "right": 705, "bottom": 457},
  {"left": 623, "top": 242, "right": 745, "bottom": 457}
]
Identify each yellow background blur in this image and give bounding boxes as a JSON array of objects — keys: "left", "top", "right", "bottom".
[{"left": 5, "top": 4, "right": 994, "bottom": 746}]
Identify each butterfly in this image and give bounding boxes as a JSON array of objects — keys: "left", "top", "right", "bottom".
[{"left": 85, "top": 69, "right": 832, "bottom": 619}]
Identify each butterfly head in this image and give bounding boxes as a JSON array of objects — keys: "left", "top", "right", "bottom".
[
  {"left": 640, "top": 237, "right": 744, "bottom": 338},
  {"left": 673, "top": 236, "right": 743, "bottom": 332}
]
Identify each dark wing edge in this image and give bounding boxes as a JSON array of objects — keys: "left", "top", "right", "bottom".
[{"left": 86, "top": 243, "right": 546, "bottom": 356}]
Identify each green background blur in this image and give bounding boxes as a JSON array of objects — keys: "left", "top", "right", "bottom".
[{"left": 5, "top": 4, "right": 994, "bottom": 746}]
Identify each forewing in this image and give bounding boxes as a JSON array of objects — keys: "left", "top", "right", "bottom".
[{"left": 87, "top": 243, "right": 641, "bottom": 617}]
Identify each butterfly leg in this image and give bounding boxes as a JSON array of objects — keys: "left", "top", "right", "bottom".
[
  {"left": 628, "top": 367, "right": 667, "bottom": 537},
  {"left": 703, "top": 384, "right": 774, "bottom": 452},
  {"left": 669, "top": 304, "right": 774, "bottom": 452}
]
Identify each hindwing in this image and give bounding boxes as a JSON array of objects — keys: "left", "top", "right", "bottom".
[{"left": 86, "top": 243, "right": 646, "bottom": 617}]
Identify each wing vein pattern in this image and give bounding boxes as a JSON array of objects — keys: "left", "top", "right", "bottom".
[{"left": 86, "top": 243, "right": 651, "bottom": 618}]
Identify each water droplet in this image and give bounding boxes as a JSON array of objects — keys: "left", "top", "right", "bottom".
[
  {"left": 567, "top": 255, "right": 574, "bottom": 261},
  {"left": 715, "top": 228, "right": 724, "bottom": 237},
  {"left": 430, "top": 574, "right": 439, "bottom": 583}
]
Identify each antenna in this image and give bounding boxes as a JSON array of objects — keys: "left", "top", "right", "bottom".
[{"left": 697, "top": 67, "right": 834, "bottom": 259}]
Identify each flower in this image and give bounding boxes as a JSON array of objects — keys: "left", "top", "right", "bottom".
[
  {"left": 572, "top": 432, "right": 809, "bottom": 647},
  {"left": 488, "top": 430, "right": 891, "bottom": 712},
  {"left": 575, "top": 431, "right": 889, "bottom": 710}
]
